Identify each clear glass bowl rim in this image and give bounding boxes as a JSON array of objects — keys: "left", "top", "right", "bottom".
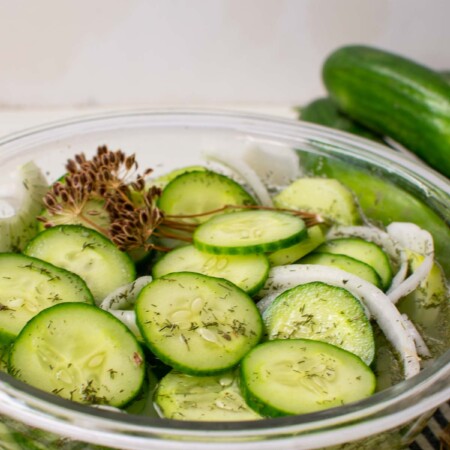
[{"left": 0, "top": 109, "right": 448, "bottom": 448}]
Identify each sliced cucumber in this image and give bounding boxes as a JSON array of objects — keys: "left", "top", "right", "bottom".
[
  {"left": 136, "top": 272, "right": 263, "bottom": 375},
  {"left": 0, "top": 161, "right": 48, "bottom": 252},
  {"left": 317, "top": 238, "right": 393, "bottom": 290},
  {"left": 38, "top": 198, "right": 110, "bottom": 232},
  {"left": 150, "top": 165, "right": 206, "bottom": 190},
  {"left": 24, "top": 225, "right": 135, "bottom": 304},
  {"left": 0, "top": 253, "right": 93, "bottom": 343},
  {"left": 152, "top": 245, "right": 269, "bottom": 295},
  {"left": 268, "top": 224, "right": 326, "bottom": 266},
  {"left": 273, "top": 177, "right": 361, "bottom": 225},
  {"left": 240, "top": 339, "right": 376, "bottom": 417},
  {"left": 406, "top": 251, "right": 448, "bottom": 308},
  {"left": 155, "top": 369, "right": 261, "bottom": 421},
  {"left": 9, "top": 303, "right": 145, "bottom": 407},
  {"left": 0, "top": 343, "right": 10, "bottom": 372},
  {"left": 158, "top": 170, "right": 256, "bottom": 224},
  {"left": 299, "top": 253, "right": 382, "bottom": 288},
  {"left": 263, "top": 282, "right": 374, "bottom": 365},
  {"left": 0, "top": 423, "right": 20, "bottom": 450},
  {"left": 193, "top": 210, "right": 307, "bottom": 255}
]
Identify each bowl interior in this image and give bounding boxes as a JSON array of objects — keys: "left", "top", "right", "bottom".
[{"left": 0, "top": 110, "right": 448, "bottom": 449}]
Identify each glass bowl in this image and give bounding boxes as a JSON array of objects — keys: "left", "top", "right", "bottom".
[{"left": 0, "top": 110, "right": 448, "bottom": 450}]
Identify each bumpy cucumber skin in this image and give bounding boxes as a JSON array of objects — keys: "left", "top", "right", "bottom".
[
  {"left": 323, "top": 45, "right": 450, "bottom": 178},
  {"left": 300, "top": 97, "right": 383, "bottom": 142},
  {"left": 441, "top": 71, "right": 450, "bottom": 83}
]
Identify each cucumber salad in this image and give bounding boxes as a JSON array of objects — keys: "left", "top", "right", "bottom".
[{"left": 0, "top": 145, "right": 448, "bottom": 421}]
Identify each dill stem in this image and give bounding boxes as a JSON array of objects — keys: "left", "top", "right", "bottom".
[
  {"left": 154, "top": 228, "right": 193, "bottom": 242},
  {"left": 162, "top": 219, "right": 197, "bottom": 231},
  {"left": 165, "top": 204, "right": 323, "bottom": 225},
  {"left": 77, "top": 214, "right": 110, "bottom": 236}
]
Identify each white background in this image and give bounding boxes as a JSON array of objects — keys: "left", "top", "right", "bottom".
[
  {"left": 1, "top": 0, "right": 449, "bottom": 136},
  {"left": 1, "top": 0, "right": 450, "bottom": 110}
]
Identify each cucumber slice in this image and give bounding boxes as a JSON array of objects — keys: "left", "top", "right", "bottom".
[
  {"left": 9, "top": 303, "right": 145, "bottom": 407},
  {"left": 299, "top": 253, "right": 382, "bottom": 288},
  {"left": 0, "top": 161, "right": 48, "bottom": 252},
  {"left": 263, "top": 282, "right": 374, "bottom": 365},
  {"left": 268, "top": 224, "right": 326, "bottom": 266},
  {"left": 273, "top": 177, "right": 361, "bottom": 225},
  {"left": 155, "top": 369, "right": 261, "bottom": 421},
  {"left": 1, "top": 343, "right": 10, "bottom": 372},
  {"left": 0, "top": 423, "right": 20, "bottom": 450},
  {"left": 24, "top": 225, "right": 135, "bottom": 304},
  {"left": 158, "top": 170, "right": 256, "bottom": 224},
  {"left": 152, "top": 245, "right": 269, "bottom": 295},
  {"left": 0, "top": 253, "right": 94, "bottom": 343},
  {"left": 136, "top": 272, "right": 263, "bottom": 375},
  {"left": 38, "top": 198, "right": 111, "bottom": 232},
  {"left": 193, "top": 210, "right": 307, "bottom": 255},
  {"left": 406, "top": 251, "right": 448, "bottom": 308},
  {"left": 240, "top": 339, "right": 376, "bottom": 417},
  {"left": 150, "top": 165, "right": 206, "bottom": 190},
  {"left": 317, "top": 237, "right": 393, "bottom": 290}
]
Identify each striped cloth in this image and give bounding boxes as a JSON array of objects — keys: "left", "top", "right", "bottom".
[{"left": 410, "top": 402, "right": 449, "bottom": 450}]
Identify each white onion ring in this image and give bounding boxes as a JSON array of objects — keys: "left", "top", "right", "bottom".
[
  {"left": 100, "top": 276, "right": 152, "bottom": 311},
  {"left": 203, "top": 150, "right": 273, "bottom": 207},
  {"left": 401, "top": 314, "right": 431, "bottom": 359},
  {"left": 259, "top": 265, "right": 420, "bottom": 379},
  {"left": 386, "top": 223, "right": 434, "bottom": 304},
  {"left": 100, "top": 276, "right": 152, "bottom": 338},
  {"left": 241, "top": 146, "right": 302, "bottom": 187}
]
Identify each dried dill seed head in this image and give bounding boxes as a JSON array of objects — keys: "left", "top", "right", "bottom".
[
  {"left": 40, "top": 145, "right": 322, "bottom": 253},
  {"left": 108, "top": 186, "right": 164, "bottom": 251},
  {"left": 40, "top": 145, "right": 164, "bottom": 252}
]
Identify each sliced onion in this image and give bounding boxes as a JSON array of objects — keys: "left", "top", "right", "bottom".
[
  {"left": 0, "top": 161, "right": 48, "bottom": 252},
  {"left": 259, "top": 264, "right": 420, "bottom": 379},
  {"left": 100, "top": 276, "right": 152, "bottom": 338},
  {"left": 401, "top": 314, "right": 431, "bottom": 359},
  {"left": 203, "top": 149, "right": 273, "bottom": 206},
  {"left": 241, "top": 146, "right": 302, "bottom": 187},
  {"left": 326, "top": 225, "right": 408, "bottom": 292},
  {"left": 100, "top": 276, "right": 152, "bottom": 310},
  {"left": 108, "top": 310, "right": 141, "bottom": 338},
  {"left": 386, "top": 223, "right": 434, "bottom": 304}
]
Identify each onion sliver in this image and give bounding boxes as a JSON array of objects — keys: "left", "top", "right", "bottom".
[
  {"left": 401, "top": 314, "right": 431, "bottom": 359},
  {"left": 108, "top": 310, "right": 141, "bottom": 338},
  {"left": 100, "top": 276, "right": 152, "bottom": 338},
  {"left": 241, "top": 146, "right": 302, "bottom": 187},
  {"left": 203, "top": 150, "right": 274, "bottom": 207},
  {"left": 326, "top": 225, "right": 408, "bottom": 292},
  {"left": 100, "top": 276, "right": 152, "bottom": 310},
  {"left": 259, "top": 264, "right": 420, "bottom": 379},
  {"left": 386, "top": 223, "right": 434, "bottom": 304}
]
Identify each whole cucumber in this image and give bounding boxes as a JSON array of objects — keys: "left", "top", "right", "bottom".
[
  {"left": 442, "top": 71, "right": 450, "bottom": 83},
  {"left": 299, "top": 97, "right": 384, "bottom": 143},
  {"left": 323, "top": 45, "right": 450, "bottom": 178}
]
